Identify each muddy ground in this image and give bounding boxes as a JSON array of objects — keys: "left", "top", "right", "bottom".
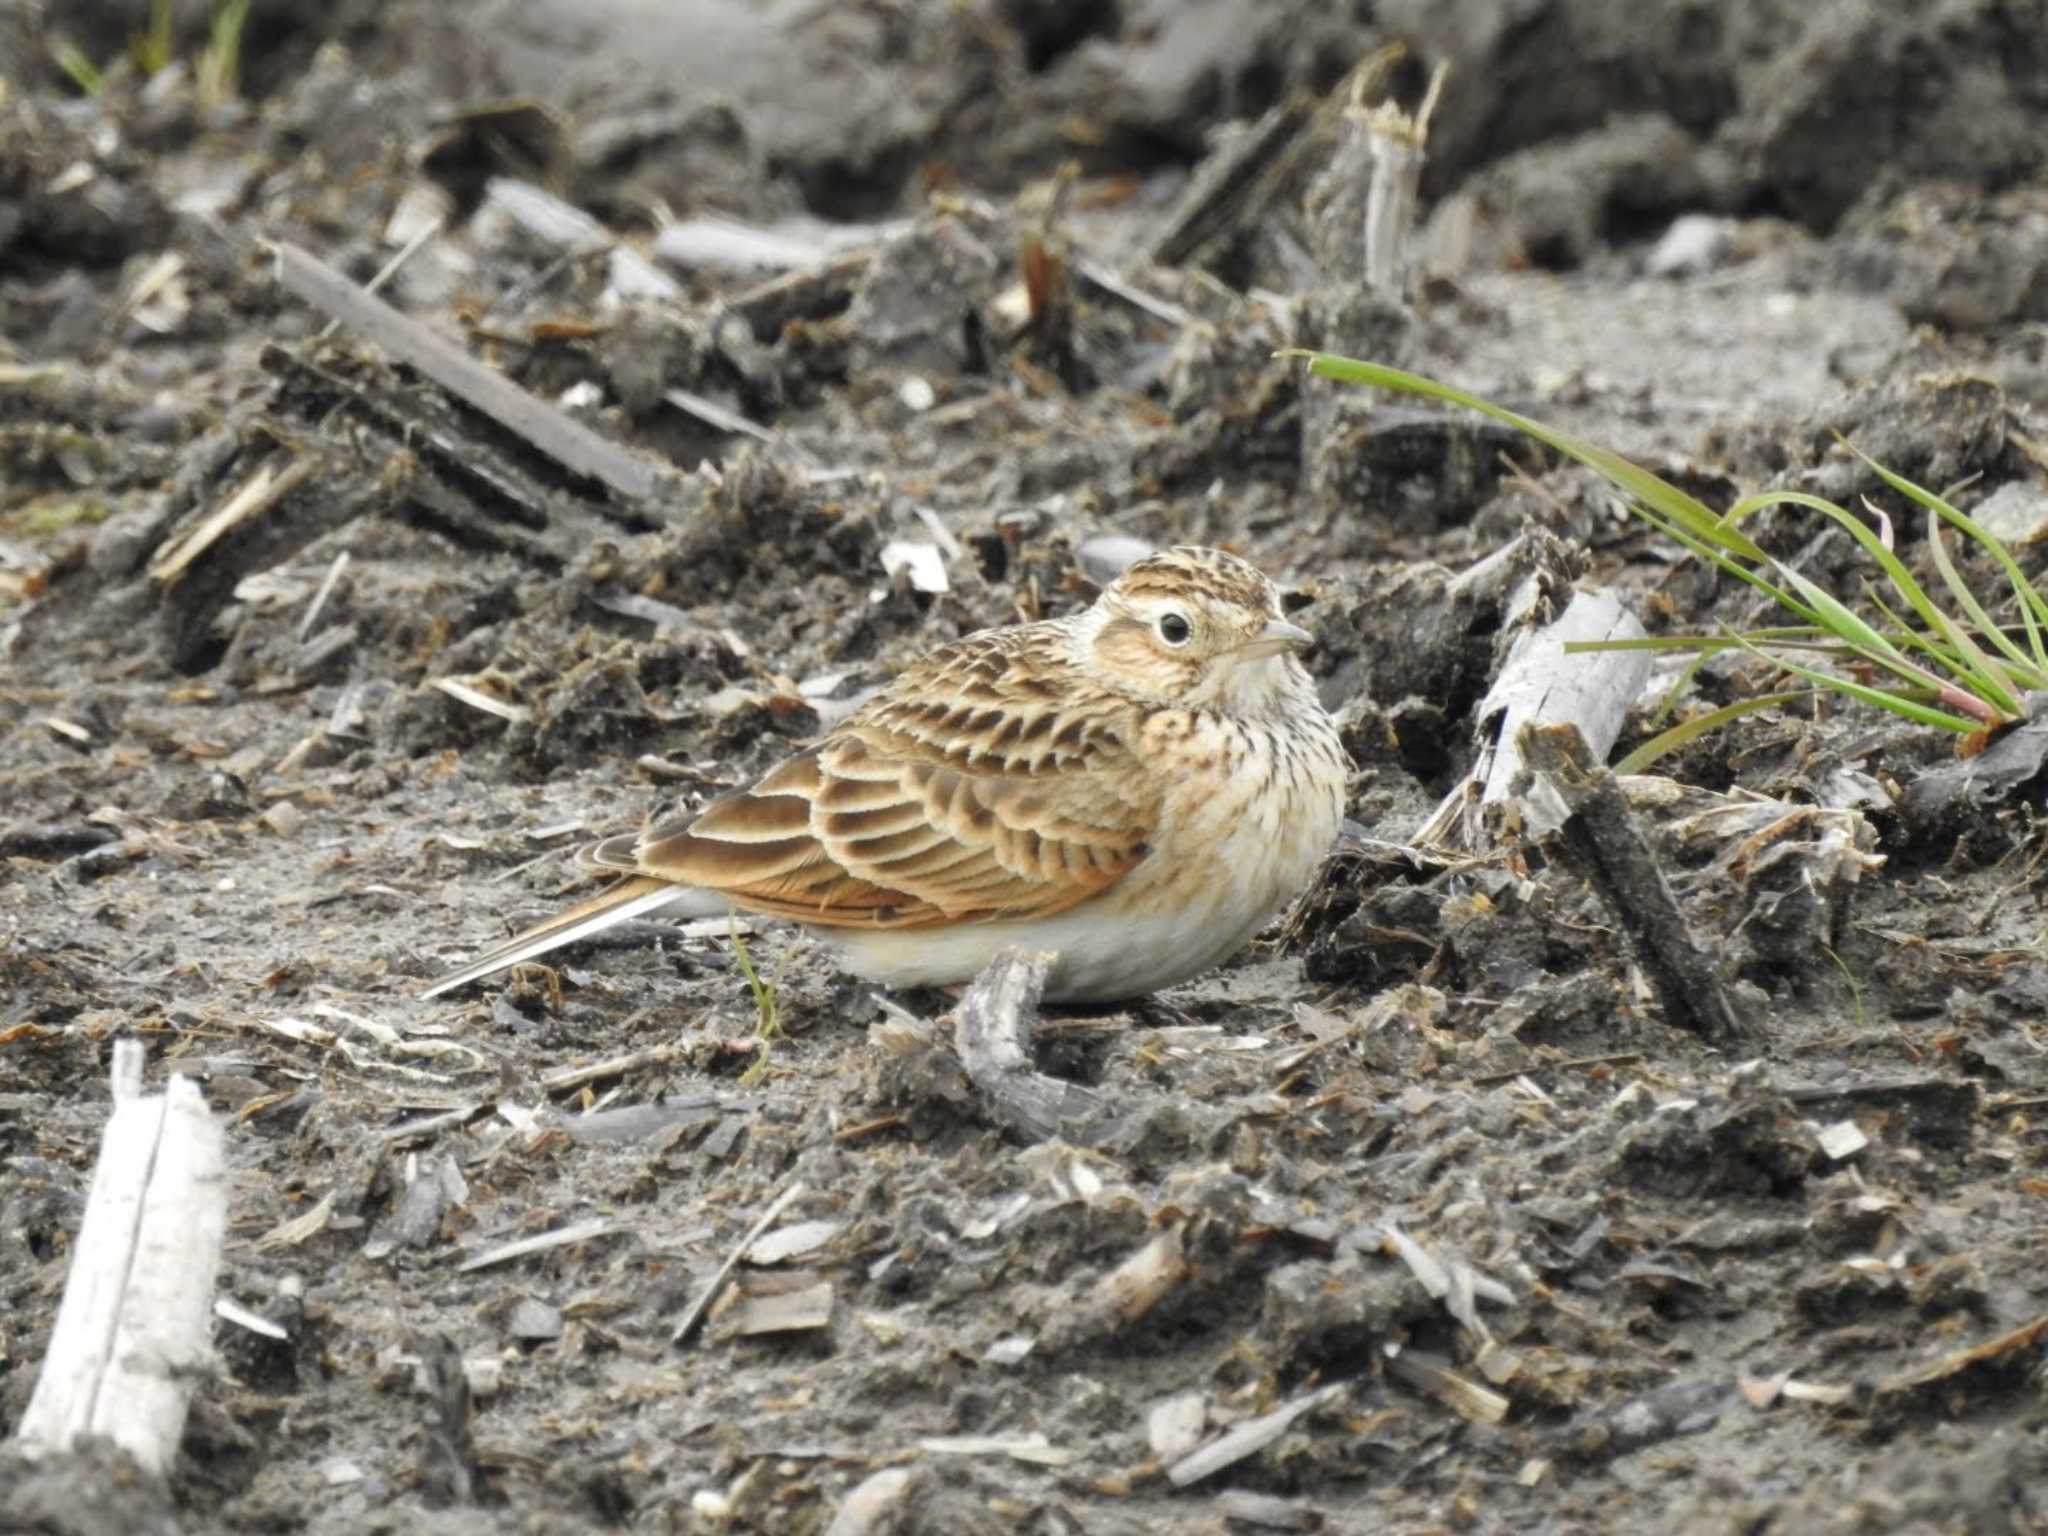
[{"left": 3, "top": 1, "right": 2048, "bottom": 1532}]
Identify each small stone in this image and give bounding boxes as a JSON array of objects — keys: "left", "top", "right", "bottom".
[
  {"left": 507, "top": 1297, "right": 563, "bottom": 1342},
  {"left": 1647, "top": 214, "right": 1734, "bottom": 277}
]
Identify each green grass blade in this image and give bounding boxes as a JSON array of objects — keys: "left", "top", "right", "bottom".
[
  {"left": 1921, "top": 503, "right": 2046, "bottom": 684},
  {"left": 134, "top": 0, "right": 174, "bottom": 73},
  {"left": 1628, "top": 503, "right": 1824, "bottom": 626},
  {"left": 1292, "top": 351, "right": 2036, "bottom": 736},
  {"left": 1721, "top": 628, "right": 1983, "bottom": 732},
  {"left": 1857, "top": 587, "right": 2012, "bottom": 720},
  {"left": 1728, "top": 490, "right": 2022, "bottom": 712},
  {"left": 1737, "top": 490, "right": 1954, "bottom": 634},
  {"left": 1562, "top": 628, "right": 1842, "bottom": 656},
  {"left": 1649, "top": 647, "right": 1719, "bottom": 731},
  {"left": 1920, "top": 510, "right": 2035, "bottom": 706},
  {"left": 198, "top": 0, "right": 250, "bottom": 110},
  {"left": 1722, "top": 488, "right": 1860, "bottom": 531},
  {"left": 1862, "top": 585, "right": 1973, "bottom": 673},
  {"left": 1687, "top": 485, "right": 2030, "bottom": 712},
  {"left": 1769, "top": 563, "right": 1942, "bottom": 687},
  {"left": 1614, "top": 691, "right": 1810, "bottom": 773},
  {"left": 1772, "top": 560, "right": 2015, "bottom": 718},
  {"left": 1859, "top": 448, "right": 2048, "bottom": 634},
  {"left": 1852, "top": 446, "right": 2048, "bottom": 669},
  {"left": 1822, "top": 945, "right": 1869, "bottom": 1032},
  {"left": 50, "top": 36, "right": 104, "bottom": 94},
  {"left": 1291, "top": 352, "right": 1768, "bottom": 561}
]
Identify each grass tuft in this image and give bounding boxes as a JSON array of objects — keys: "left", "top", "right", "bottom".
[
  {"left": 50, "top": 36, "right": 105, "bottom": 95},
  {"left": 730, "top": 922, "right": 783, "bottom": 1087},
  {"left": 1291, "top": 350, "right": 2048, "bottom": 767},
  {"left": 132, "top": 0, "right": 176, "bottom": 75},
  {"left": 197, "top": 0, "right": 250, "bottom": 112}
]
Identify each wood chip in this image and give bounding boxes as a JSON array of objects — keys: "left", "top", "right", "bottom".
[
  {"left": 539, "top": 1043, "right": 687, "bottom": 1094},
  {"left": 983, "top": 1335, "right": 1034, "bottom": 1365},
  {"left": 1879, "top": 1312, "right": 2048, "bottom": 1394},
  {"left": 1147, "top": 93, "right": 1315, "bottom": 268},
  {"left": 879, "top": 538, "right": 949, "bottom": 594},
  {"left": 214, "top": 1296, "right": 290, "bottom": 1341},
  {"left": 1072, "top": 258, "right": 1192, "bottom": 327},
  {"left": 483, "top": 176, "right": 610, "bottom": 255},
  {"left": 525, "top": 818, "right": 586, "bottom": 842},
  {"left": 654, "top": 213, "right": 895, "bottom": 275},
  {"left": 716, "top": 1278, "right": 835, "bottom": 1336},
  {"left": 1357, "top": 59, "right": 1445, "bottom": 297},
  {"left": 917, "top": 1433, "right": 1074, "bottom": 1466},
  {"left": 253, "top": 1189, "right": 336, "bottom": 1251},
  {"left": 824, "top": 1467, "right": 915, "bottom": 1536},
  {"left": 1383, "top": 1347, "right": 1510, "bottom": 1424},
  {"left": 1095, "top": 1222, "right": 1187, "bottom": 1322},
  {"left": 1517, "top": 723, "right": 1751, "bottom": 1040},
  {"left": 150, "top": 455, "right": 316, "bottom": 585},
  {"left": 747, "top": 1219, "right": 844, "bottom": 1266},
  {"left": 1481, "top": 591, "right": 1652, "bottom": 831},
  {"left": 453, "top": 1216, "right": 617, "bottom": 1274},
  {"left": 561, "top": 1100, "right": 726, "bottom": 1145},
  {"left": 260, "top": 801, "right": 305, "bottom": 838},
  {"left": 1738, "top": 1371, "right": 1790, "bottom": 1408},
  {"left": 664, "top": 386, "right": 778, "bottom": 444},
  {"left": 296, "top": 550, "right": 351, "bottom": 640},
  {"left": 673, "top": 1182, "right": 805, "bottom": 1344},
  {"left": 429, "top": 676, "right": 531, "bottom": 724},
  {"left": 1815, "top": 1119, "right": 1869, "bottom": 1160},
  {"left": 1168, "top": 1384, "right": 1342, "bottom": 1487},
  {"left": 1780, "top": 1378, "right": 1855, "bottom": 1405},
  {"left": 1215, "top": 1490, "right": 1324, "bottom": 1532},
  {"left": 1383, "top": 1223, "right": 1450, "bottom": 1298}
]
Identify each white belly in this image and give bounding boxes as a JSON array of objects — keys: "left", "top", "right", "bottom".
[{"left": 828, "top": 894, "right": 1268, "bottom": 1002}]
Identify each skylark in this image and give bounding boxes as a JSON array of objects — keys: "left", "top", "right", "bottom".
[{"left": 423, "top": 546, "right": 1350, "bottom": 1003}]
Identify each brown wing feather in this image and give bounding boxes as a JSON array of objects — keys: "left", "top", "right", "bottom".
[{"left": 616, "top": 624, "right": 1158, "bottom": 928}]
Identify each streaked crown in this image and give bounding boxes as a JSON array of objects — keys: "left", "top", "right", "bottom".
[{"left": 1108, "top": 546, "right": 1282, "bottom": 618}]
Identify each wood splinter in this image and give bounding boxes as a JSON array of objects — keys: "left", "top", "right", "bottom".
[{"left": 15, "top": 1040, "right": 228, "bottom": 1475}]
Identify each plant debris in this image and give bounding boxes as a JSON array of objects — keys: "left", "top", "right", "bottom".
[{"left": 5, "top": 3, "right": 2048, "bottom": 1532}]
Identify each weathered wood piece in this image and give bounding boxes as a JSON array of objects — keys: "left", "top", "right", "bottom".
[
  {"left": 952, "top": 948, "right": 1122, "bottom": 1144},
  {"left": 16, "top": 1042, "right": 227, "bottom": 1474},
  {"left": 1518, "top": 723, "right": 1752, "bottom": 1041},
  {"left": 271, "top": 241, "right": 681, "bottom": 508}
]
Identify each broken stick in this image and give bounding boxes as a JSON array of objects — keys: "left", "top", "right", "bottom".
[
  {"left": 952, "top": 949, "right": 1122, "bottom": 1145},
  {"left": 271, "top": 241, "right": 681, "bottom": 509},
  {"left": 1517, "top": 723, "right": 1752, "bottom": 1041},
  {"left": 15, "top": 1041, "right": 227, "bottom": 1474}
]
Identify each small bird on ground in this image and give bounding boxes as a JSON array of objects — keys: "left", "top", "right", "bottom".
[{"left": 422, "top": 546, "right": 1350, "bottom": 1004}]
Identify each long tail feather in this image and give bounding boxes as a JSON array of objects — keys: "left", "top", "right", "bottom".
[{"left": 420, "top": 878, "right": 730, "bottom": 999}]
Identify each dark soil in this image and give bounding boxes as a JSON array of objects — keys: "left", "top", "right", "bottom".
[{"left": 3, "top": 2, "right": 2047, "bottom": 1532}]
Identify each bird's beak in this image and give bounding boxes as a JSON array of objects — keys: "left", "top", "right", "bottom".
[{"left": 1238, "top": 617, "right": 1314, "bottom": 658}]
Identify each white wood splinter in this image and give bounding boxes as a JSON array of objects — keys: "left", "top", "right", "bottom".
[{"left": 16, "top": 1040, "right": 227, "bottom": 1475}]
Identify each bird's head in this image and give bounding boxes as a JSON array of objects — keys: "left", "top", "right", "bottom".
[{"left": 1079, "top": 546, "right": 1314, "bottom": 713}]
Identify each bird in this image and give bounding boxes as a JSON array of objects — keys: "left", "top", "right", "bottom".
[{"left": 421, "top": 545, "right": 1350, "bottom": 1004}]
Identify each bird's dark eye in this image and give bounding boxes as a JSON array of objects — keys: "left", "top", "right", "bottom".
[{"left": 1158, "top": 612, "right": 1192, "bottom": 645}]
